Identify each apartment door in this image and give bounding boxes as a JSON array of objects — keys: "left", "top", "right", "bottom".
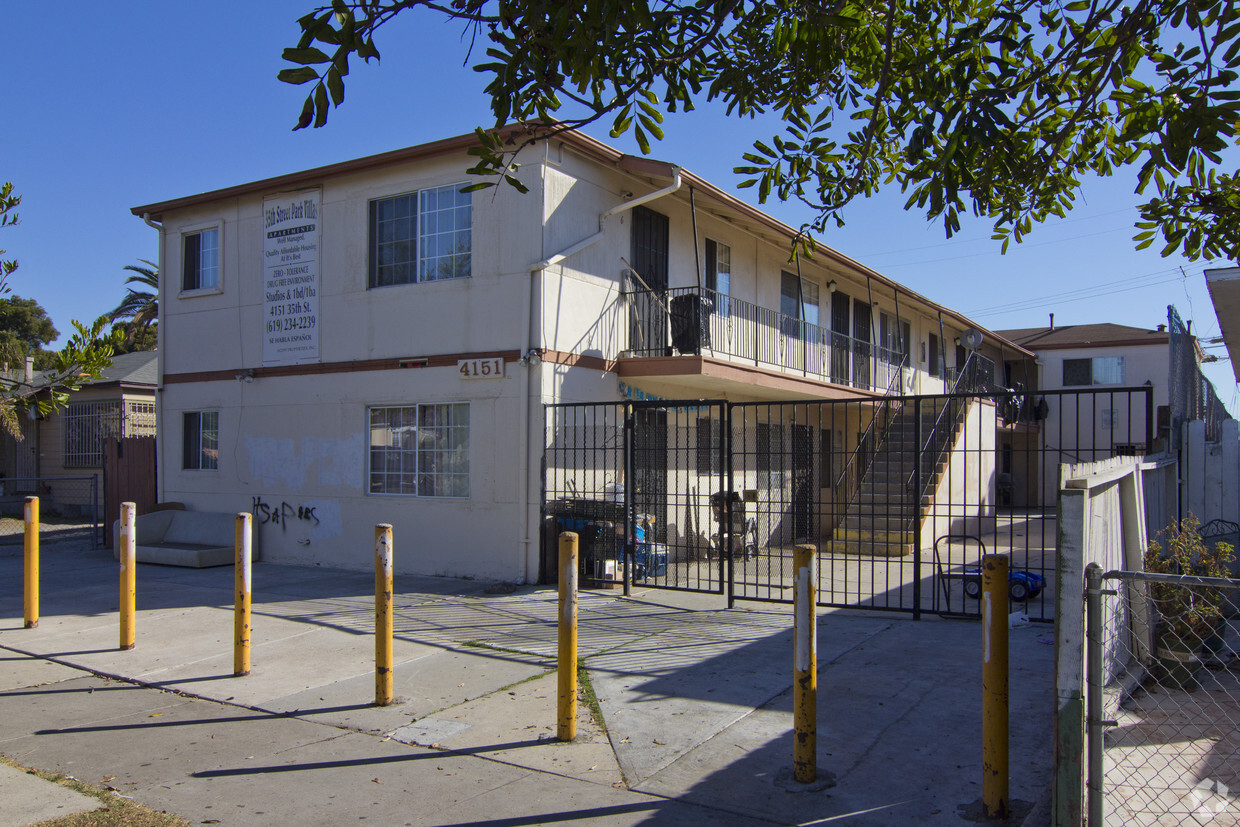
[
  {"left": 830, "top": 291, "right": 851, "bottom": 384},
  {"left": 629, "top": 206, "right": 670, "bottom": 355},
  {"left": 853, "top": 303, "right": 872, "bottom": 389},
  {"left": 633, "top": 407, "right": 668, "bottom": 542}
]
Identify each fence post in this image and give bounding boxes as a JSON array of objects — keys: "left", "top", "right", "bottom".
[
  {"left": 794, "top": 543, "right": 818, "bottom": 783},
  {"left": 23, "top": 496, "right": 38, "bottom": 629},
  {"left": 234, "top": 513, "right": 252, "bottom": 677},
  {"left": 623, "top": 405, "right": 633, "bottom": 599},
  {"left": 982, "top": 554, "right": 1009, "bottom": 819},
  {"left": 913, "top": 398, "right": 923, "bottom": 620},
  {"left": 558, "top": 531, "right": 578, "bottom": 741},
  {"left": 1085, "top": 563, "right": 1104, "bottom": 827},
  {"left": 375, "top": 524, "right": 394, "bottom": 707},
  {"left": 119, "top": 502, "right": 136, "bottom": 650}
]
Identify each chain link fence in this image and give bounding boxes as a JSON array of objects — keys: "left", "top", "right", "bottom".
[
  {"left": 1088, "top": 566, "right": 1240, "bottom": 824},
  {"left": 0, "top": 476, "right": 101, "bottom": 547},
  {"left": 1168, "top": 304, "right": 1231, "bottom": 446}
]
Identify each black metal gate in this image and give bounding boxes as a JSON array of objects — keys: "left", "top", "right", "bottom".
[{"left": 544, "top": 386, "right": 1154, "bottom": 619}]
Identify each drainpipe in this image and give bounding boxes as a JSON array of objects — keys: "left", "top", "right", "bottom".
[
  {"left": 521, "top": 164, "right": 683, "bottom": 583},
  {"left": 141, "top": 213, "right": 164, "bottom": 504},
  {"left": 528, "top": 166, "right": 683, "bottom": 272}
]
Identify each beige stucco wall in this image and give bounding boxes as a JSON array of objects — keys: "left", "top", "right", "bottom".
[{"left": 920, "top": 399, "right": 998, "bottom": 549}]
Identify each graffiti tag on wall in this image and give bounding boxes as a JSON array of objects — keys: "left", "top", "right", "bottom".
[{"left": 252, "top": 496, "right": 320, "bottom": 530}]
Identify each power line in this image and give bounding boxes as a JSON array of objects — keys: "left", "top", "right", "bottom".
[
  {"left": 855, "top": 206, "right": 1139, "bottom": 259},
  {"left": 964, "top": 265, "right": 1202, "bottom": 316},
  {"left": 877, "top": 225, "right": 1138, "bottom": 268}
]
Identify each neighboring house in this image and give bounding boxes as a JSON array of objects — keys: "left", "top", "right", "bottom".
[
  {"left": 994, "top": 321, "right": 1170, "bottom": 506},
  {"left": 0, "top": 350, "right": 158, "bottom": 518},
  {"left": 131, "top": 127, "right": 1034, "bottom": 582}
]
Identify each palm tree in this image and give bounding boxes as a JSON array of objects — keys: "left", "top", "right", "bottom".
[{"left": 109, "top": 260, "right": 158, "bottom": 349}]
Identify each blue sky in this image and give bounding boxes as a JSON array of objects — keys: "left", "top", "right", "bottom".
[{"left": 4, "top": 2, "right": 1235, "bottom": 409}]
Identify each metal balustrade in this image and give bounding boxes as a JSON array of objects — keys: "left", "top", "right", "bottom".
[{"left": 622, "top": 285, "right": 906, "bottom": 392}]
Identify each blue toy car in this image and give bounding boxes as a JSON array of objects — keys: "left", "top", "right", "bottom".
[{"left": 963, "top": 568, "right": 1045, "bottom": 602}]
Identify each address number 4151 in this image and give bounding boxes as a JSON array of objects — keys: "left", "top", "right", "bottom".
[{"left": 458, "top": 358, "right": 505, "bottom": 379}]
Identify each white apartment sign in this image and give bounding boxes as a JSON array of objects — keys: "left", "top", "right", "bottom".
[{"left": 263, "top": 190, "right": 321, "bottom": 365}]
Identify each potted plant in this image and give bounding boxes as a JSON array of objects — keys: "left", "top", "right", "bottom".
[{"left": 1145, "top": 516, "right": 1234, "bottom": 691}]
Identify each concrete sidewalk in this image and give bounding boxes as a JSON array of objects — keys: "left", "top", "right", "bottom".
[{"left": 0, "top": 541, "right": 1053, "bottom": 825}]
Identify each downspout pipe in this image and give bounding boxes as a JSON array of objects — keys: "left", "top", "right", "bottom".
[
  {"left": 141, "top": 213, "right": 165, "bottom": 506},
  {"left": 528, "top": 166, "right": 683, "bottom": 273},
  {"left": 521, "top": 164, "right": 682, "bottom": 584}
]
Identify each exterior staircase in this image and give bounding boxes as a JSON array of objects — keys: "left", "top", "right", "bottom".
[{"left": 829, "top": 395, "right": 972, "bottom": 556}]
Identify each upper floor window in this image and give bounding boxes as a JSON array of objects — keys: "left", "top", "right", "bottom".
[
  {"left": 705, "top": 239, "right": 731, "bottom": 316},
  {"left": 1063, "top": 356, "right": 1125, "bottom": 386},
  {"left": 182, "top": 227, "right": 220, "bottom": 292},
  {"left": 369, "top": 184, "right": 471, "bottom": 288},
  {"left": 780, "top": 272, "right": 819, "bottom": 339}
]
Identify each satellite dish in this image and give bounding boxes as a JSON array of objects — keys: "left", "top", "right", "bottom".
[{"left": 961, "top": 329, "right": 984, "bottom": 350}]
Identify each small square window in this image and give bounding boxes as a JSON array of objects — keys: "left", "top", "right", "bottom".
[
  {"left": 182, "top": 227, "right": 220, "bottom": 292},
  {"left": 1063, "top": 358, "right": 1092, "bottom": 386},
  {"left": 183, "top": 411, "right": 218, "bottom": 470}
]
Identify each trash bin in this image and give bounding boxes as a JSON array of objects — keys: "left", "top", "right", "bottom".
[{"left": 670, "top": 293, "right": 714, "bottom": 354}]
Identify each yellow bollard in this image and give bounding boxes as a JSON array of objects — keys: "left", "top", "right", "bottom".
[
  {"left": 23, "top": 496, "right": 38, "bottom": 629},
  {"left": 234, "top": 513, "right": 252, "bottom": 677},
  {"left": 982, "top": 554, "right": 1010, "bottom": 819},
  {"left": 793, "top": 543, "right": 818, "bottom": 783},
  {"left": 557, "top": 531, "right": 579, "bottom": 742},
  {"left": 119, "top": 502, "right": 136, "bottom": 650},
  {"left": 375, "top": 524, "right": 394, "bottom": 707}
]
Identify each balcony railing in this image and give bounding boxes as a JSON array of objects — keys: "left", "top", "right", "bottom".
[{"left": 622, "top": 285, "right": 909, "bottom": 393}]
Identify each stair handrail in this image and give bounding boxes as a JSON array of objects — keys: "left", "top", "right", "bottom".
[
  {"left": 907, "top": 349, "right": 990, "bottom": 497},
  {"left": 832, "top": 353, "right": 908, "bottom": 500}
]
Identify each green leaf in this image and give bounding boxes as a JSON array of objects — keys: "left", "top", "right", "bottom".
[
  {"left": 295, "top": 95, "right": 314, "bottom": 131},
  {"left": 634, "top": 124, "right": 650, "bottom": 154},
  {"left": 277, "top": 67, "right": 320, "bottom": 86},
  {"left": 326, "top": 69, "right": 345, "bottom": 105},
  {"left": 313, "top": 83, "right": 329, "bottom": 128},
  {"left": 282, "top": 47, "right": 332, "bottom": 65}
]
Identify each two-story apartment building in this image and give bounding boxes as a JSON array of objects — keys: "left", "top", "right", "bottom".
[{"left": 132, "top": 127, "right": 1031, "bottom": 582}]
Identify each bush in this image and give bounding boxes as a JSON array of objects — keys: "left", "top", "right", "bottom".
[{"left": 1145, "top": 515, "right": 1234, "bottom": 642}]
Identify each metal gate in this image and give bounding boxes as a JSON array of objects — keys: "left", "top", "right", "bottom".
[{"left": 544, "top": 385, "right": 1153, "bottom": 618}]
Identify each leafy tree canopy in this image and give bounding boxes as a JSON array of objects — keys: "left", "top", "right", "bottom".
[
  {"left": 281, "top": 0, "right": 1240, "bottom": 259},
  {"left": 107, "top": 260, "right": 158, "bottom": 352},
  {"left": 0, "top": 296, "right": 58, "bottom": 354}
]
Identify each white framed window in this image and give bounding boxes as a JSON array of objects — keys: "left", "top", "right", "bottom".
[
  {"left": 369, "top": 183, "right": 472, "bottom": 287},
  {"left": 181, "top": 225, "right": 221, "bottom": 293},
  {"left": 124, "top": 400, "right": 157, "bottom": 437},
  {"left": 63, "top": 401, "right": 122, "bottom": 468},
  {"left": 182, "top": 411, "right": 218, "bottom": 470},
  {"left": 1063, "top": 356, "right": 1126, "bottom": 386},
  {"left": 704, "top": 239, "right": 731, "bottom": 316},
  {"left": 368, "top": 403, "right": 470, "bottom": 497}
]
